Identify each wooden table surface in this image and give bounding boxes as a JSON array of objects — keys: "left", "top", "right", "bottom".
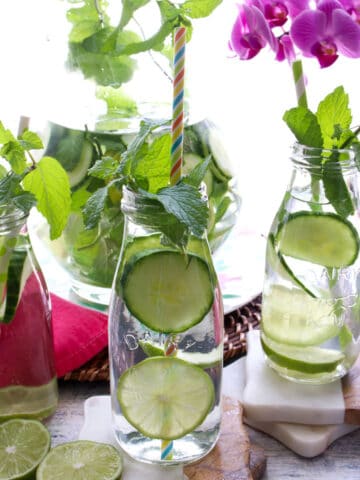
[{"left": 44, "top": 379, "right": 360, "bottom": 480}]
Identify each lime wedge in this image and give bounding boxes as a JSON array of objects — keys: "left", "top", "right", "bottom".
[
  {"left": 121, "top": 251, "right": 214, "bottom": 333},
  {"left": 0, "top": 419, "right": 50, "bottom": 480},
  {"left": 139, "top": 339, "right": 222, "bottom": 368},
  {"left": 36, "top": 441, "right": 122, "bottom": 480},
  {"left": 276, "top": 211, "right": 359, "bottom": 267},
  {"left": 117, "top": 357, "right": 215, "bottom": 440},
  {"left": 262, "top": 285, "right": 339, "bottom": 346},
  {"left": 261, "top": 335, "right": 344, "bottom": 374}
]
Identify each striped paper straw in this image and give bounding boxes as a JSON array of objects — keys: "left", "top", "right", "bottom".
[
  {"left": 292, "top": 59, "right": 308, "bottom": 108},
  {"left": 170, "top": 27, "right": 186, "bottom": 185},
  {"left": 160, "top": 339, "right": 177, "bottom": 460}
]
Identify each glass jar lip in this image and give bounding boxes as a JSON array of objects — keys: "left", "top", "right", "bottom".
[
  {"left": 0, "top": 205, "right": 28, "bottom": 233},
  {"left": 291, "top": 142, "right": 358, "bottom": 171}
]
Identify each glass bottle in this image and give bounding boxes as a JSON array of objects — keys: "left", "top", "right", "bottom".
[
  {"left": 108, "top": 186, "right": 223, "bottom": 465},
  {"left": 261, "top": 143, "right": 360, "bottom": 384},
  {"left": 0, "top": 205, "right": 58, "bottom": 420}
]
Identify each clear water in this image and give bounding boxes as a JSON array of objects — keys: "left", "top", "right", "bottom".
[{"left": 108, "top": 291, "right": 222, "bottom": 465}]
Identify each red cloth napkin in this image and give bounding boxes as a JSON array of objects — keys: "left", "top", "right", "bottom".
[{"left": 51, "top": 293, "right": 108, "bottom": 378}]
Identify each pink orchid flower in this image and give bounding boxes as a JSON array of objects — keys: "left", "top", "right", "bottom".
[
  {"left": 276, "top": 33, "right": 297, "bottom": 62},
  {"left": 291, "top": 0, "right": 360, "bottom": 67},
  {"left": 229, "top": 3, "right": 278, "bottom": 59}
]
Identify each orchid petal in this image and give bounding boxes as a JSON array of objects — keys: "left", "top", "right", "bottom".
[
  {"left": 285, "top": 0, "right": 311, "bottom": 18},
  {"left": 332, "top": 8, "right": 360, "bottom": 56},
  {"left": 290, "top": 10, "right": 326, "bottom": 53}
]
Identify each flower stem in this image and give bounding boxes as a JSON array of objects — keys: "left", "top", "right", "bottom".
[{"left": 292, "top": 59, "right": 308, "bottom": 108}]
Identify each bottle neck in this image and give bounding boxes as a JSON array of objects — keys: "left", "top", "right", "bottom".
[{"left": 0, "top": 206, "right": 28, "bottom": 237}]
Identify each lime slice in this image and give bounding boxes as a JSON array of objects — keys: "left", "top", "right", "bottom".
[
  {"left": 0, "top": 379, "right": 58, "bottom": 421},
  {"left": 276, "top": 211, "right": 359, "bottom": 267},
  {"left": 139, "top": 340, "right": 222, "bottom": 368},
  {"left": 261, "top": 335, "right": 344, "bottom": 374},
  {"left": 262, "top": 285, "right": 339, "bottom": 346},
  {"left": 266, "top": 234, "right": 316, "bottom": 298},
  {"left": 117, "top": 357, "right": 215, "bottom": 440},
  {"left": 36, "top": 441, "right": 122, "bottom": 480},
  {"left": 0, "top": 419, "right": 50, "bottom": 480},
  {"left": 121, "top": 251, "right": 214, "bottom": 333}
]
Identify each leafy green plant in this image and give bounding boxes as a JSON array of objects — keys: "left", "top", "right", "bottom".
[
  {"left": 82, "top": 119, "right": 210, "bottom": 248},
  {"left": 0, "top": 121, "right": 71, "bottom": 239}
]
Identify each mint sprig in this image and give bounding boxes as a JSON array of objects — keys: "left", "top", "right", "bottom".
[
  {"left": 82, "top": 119, "right": 210, "bottom": 248},
  {"left": 0, "top": 123, "right": 71, "bottom": 239},
  {"left": 283, "top": 86, "right": 358, "bottom": 218}
]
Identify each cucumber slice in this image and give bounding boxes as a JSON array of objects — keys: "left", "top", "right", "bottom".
[
  {"left": 1, "top": 249, "right": 27, "bottom": 324},
  {"left": 266, "top": 234, "right": 316, "bottom": 298},
  {"left": 67, "top": 139, "right": 94, "bottom": 189},
  {"left": 276, "top": 211, "right": 360, "bottom": 268},
  {"left": 262, "top": 285, "right": 340, "bottom": 346},
  {"left": 117, "top": 357, "right": 215, "bottom": 440},
  {"left": 121, "top": 251, "right": 214, "bottom": 333},
  {"left": 183, "top": 153, "right": 213, "bottom": 197},
  {"left": 261, "top": 335, "right": 344, "bottom": 374}
]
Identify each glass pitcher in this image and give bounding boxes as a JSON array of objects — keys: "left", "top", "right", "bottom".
[
  {"left": 108, "top": 186, "right": 223, "bottom": 465},
  {"left": 261, "top": 143, "right": 360, "bottom": 384},
  {"left": 0, "top": 205, "right": 58, "bottom": 420}
]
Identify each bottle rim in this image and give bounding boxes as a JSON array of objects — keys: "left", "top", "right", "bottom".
[{"left": 290, "top": 142, "right": 357, "bottom": 172}]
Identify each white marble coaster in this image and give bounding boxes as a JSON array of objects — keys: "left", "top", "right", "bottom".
[
  {"left": 223, "top": 350, "right": 358, "bottom": 458},
  {"left": 243, "top": 330, "right": 345, "bottom": 425}
]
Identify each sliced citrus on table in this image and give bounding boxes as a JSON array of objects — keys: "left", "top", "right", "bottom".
[
  {"left": 261, "top": 335, "right": 344, "bottom": 374},
  {"left": 0, "top": 419, "right": 50, "bottom": 480},
  {"left": 36, "top": 441, "right": 122, "bottom": 480},
  {"left": 276, "top": 211, "right": 359, "bottom": 267},
  {"left": 262, "top": 285, "right": 340, "bottom": 346},
  {"left": 117, "top": 356, "right": 215, "bottom": 440},
  {"left": 121, "top": 251, "right": 214, "bottom": 333}
]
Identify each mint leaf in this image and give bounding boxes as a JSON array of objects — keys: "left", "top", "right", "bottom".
[
  {"left": 96, "top": 86, "right": 138, "bottom": 114},
  {"left": 316, "top": 86, "right": 351, "bottom": 149},
  {"left": 215, "top": 196, "right": 232, "bottom": 223},
  {"left": 152, "top": 183, "right": 208, "bottom": 237},
  {"left": 283, "top": 107, "right": 323, "bottom": 148},
  {"left": 322, "top": 154, "right": 354, "bottom": 217},
  {"left": 0, "top": 173, "right": 23, "bottom": 205},
  {"left": 82, "top": 186, "right": 108, "bottom": 229},
  {"left": 68, "top": 43, "right": 136, "bottom": 87},
  {"left": 71, "top": 181, "right": 92, "bottom": 212},
  {"left": 69, "top": 20, "right": 100, "bottom": 43},
  {"left": 181, "top": 0, "right": 222, "bottom": 18},
  {"left": 13, "top": 191, "right": 37, "bottom": 213},
  {"left": 88, "top": 157, "right": 119, "bottom": 180},
  {"left": 120, "top": 0, "right": 151, "bottom": 28},
  {"left": 132, "top": 134, "right": 171, "bottom": 192},
  {"left": 19, "top": 130, "right": 43, "bottom": 151},
  {"left": 183, "top": 156, "right": 211, "bottom": 187},
  {"left": 0, "top": 122, "right": 16, "bottom": 144},
  {"left": 0, "top": 142, "right": 27, "bottom": 174},
  {"left": 22, "top": 157, "right": 71, "bottom": 240}
]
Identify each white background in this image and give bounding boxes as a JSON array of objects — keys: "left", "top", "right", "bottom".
[{"left": 1, "top": 0, "right": 360, "bottom": 234}]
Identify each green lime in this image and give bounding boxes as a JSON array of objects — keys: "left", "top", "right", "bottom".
[
  {"left": 261, "top": 335, "right": 344, "bottom": 374},
  {"left": 117, "top": 357, "right": 215, "bottom": 440},
  {"left": 262, "top": 285, "right": 340, "bottom": 346},
  {"left": 0, "top": 419, "right": 50, "bottom": 480},
  {"left": 121, "top": 251, "right": 214, "bottom": 333},
  {"left": 276, "top": 211, "right": 359, "bottom": 268},
  {"left": 36, "top": 441, "right": 122, "bottom": 480},
  {"left": 139, "top": 339, "right": 222, "bottom": 368}
]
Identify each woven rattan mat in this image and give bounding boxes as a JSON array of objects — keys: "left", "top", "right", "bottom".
[{"left": 62, "top": 295, "right": 262, "bottom": 382}]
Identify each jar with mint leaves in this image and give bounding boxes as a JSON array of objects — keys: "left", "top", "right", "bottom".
[{"left": 29, "top": 0, "right": 240, "bottom": 305}]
